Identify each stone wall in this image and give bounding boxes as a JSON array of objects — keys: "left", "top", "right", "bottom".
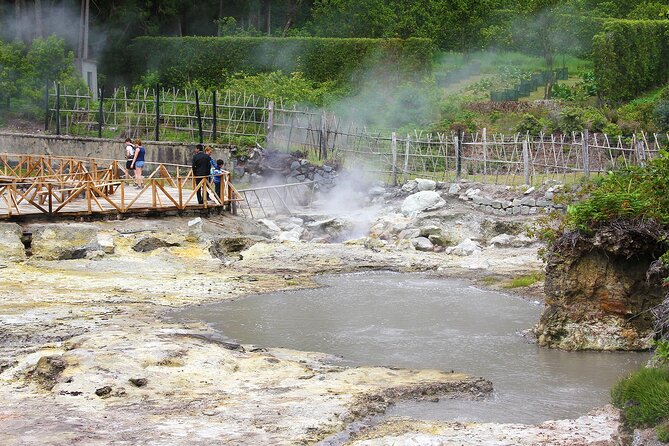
[
  {"left": 0, "top": 132, "right": 231, "bottom": 166},
  {"left": 449, "top": 184, "right": 564, "bottom": 216}
]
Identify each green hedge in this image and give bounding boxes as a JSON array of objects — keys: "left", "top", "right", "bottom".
[
  {"left": 127, "top": 36, "right": 434, "bottom": 88},
  {"left": 485, "top": 10, "right": 606, "bottom": 58},
  {"left": 593, "top": 20, "right": 669, "bottom": 102}
]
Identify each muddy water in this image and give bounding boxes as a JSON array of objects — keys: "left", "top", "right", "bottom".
[{"left": 170, "top": 271, "right": 648, "bottom": 424}]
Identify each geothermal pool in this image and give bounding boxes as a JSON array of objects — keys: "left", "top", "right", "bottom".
[{"left": 169, "top": 271, "right": 648, "bottom": 424}]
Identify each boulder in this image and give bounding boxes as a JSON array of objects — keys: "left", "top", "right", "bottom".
[
  {"left": 446, "top": 239, "right": 480, "bottom": 256},
  {"left": 415, "top": 178, "right": 437, "bottom": 191},
  {"left": 97, "top": 233, "right": 116, "bottom": 254},
  {"left": 132, "top": 237, "right": 180, "bottom": 252},
  {"left": 489, "top": 234, "right": 515, "bottom": 247},
  {"left": 447, "top": 183, "right": 461, "bottom": 195},
  {"left": 401, "top": 180, "right": 419, "bottom": 194},
  {"left": 0, "top": 223, "right": 26, "bottom": 261},
  {"left": 278, "top": 228, "right": 304, "bottom": 242},
  {"left": 401, "top": 191, "right": 446, "bottom": 216},
  {"left": 31, "top": 224, "right": 101, "bottom": 260},
  {"left": 305, "top": 218, "right": 353, "bottom": 239},
  {"left": 411, "top": 237, "right": 434, "bottom": 252},
  {"left": 209, "top": 236, "right": 263, "bottom": 260},
  {"left": 258, "top": 219, "right": 281, "bottom": 232}
]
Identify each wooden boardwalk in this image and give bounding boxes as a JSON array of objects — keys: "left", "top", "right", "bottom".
[{"left": 0, "top": 153, "right": 242, "bottom": 220}]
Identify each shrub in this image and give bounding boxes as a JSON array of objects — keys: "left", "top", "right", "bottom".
[
  {"left": 593, "top": 20, "right": 669, "bottom": 102},
  {"left": 611, "top": 367, "right": 669, "bottom": 426},
  {"left": 127, "top": 36, "right": 434, "bottom": 88},
  {"left": 515, "top": 113, "right": 543, "bottom": 135},
  {"left": 654, "top": 100, "right": 669, "bottom": 132},
  {"left": 558, "top": 108, "right": 584, "bottom": 134}
]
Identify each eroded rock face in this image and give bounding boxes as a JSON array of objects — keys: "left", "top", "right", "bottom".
[
  {"left": 534, "top": 225, "right": 666, "bottom": 350},
  {"left": 30, "top": 224, "right": 101, "bottom": 260},
  {"left": 0, "top": 223, "right": 26, "bottom": 261}
]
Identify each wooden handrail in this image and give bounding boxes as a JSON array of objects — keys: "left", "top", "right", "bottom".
[{"left": 0, "top": 153, "right": 242, "bottom": 219}]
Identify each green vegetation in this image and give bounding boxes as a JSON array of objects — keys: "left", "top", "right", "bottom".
[
  {"left": 611, "top": 367, "right": 669, "bottom": 426},
  {"left": 593, "top": 20, "right": 669, "bottom": 102},
  {"left": 503, "top": 272, "right": 545, "bottom": 288},
  {"left": 0, "top": 36, "right": 85, "bottom": 119},
  {"left": 128, "top": 36, "right": 434, "bottom": 88}
]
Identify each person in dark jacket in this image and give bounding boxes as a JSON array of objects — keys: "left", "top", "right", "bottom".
[{"left": 192, "top": 143, "right": 211, "bottom": 204}]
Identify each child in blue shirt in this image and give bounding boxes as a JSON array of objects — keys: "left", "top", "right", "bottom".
[{"left": 213, "top": 159, "right": 225, "bottom": 200}]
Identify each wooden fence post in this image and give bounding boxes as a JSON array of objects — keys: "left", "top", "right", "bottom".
[
  {"left": 404, "top": 135, "right": 410, "bottom": 184},
  {"left": 522, "top": 137, "right": 530, "bottom": 185},
  {"left": 44, "top": 80, "right": 49, "bottom": 131},
  {"left": 582, "top": 129, "right": 590, "bottom": 180},
  {"left": 56, "top": 83, "right": 61, "bottom": 136},
  {"left": 320, "top": 111, "right": 327, "bottom": 160},
  {"left": 391, "top": 132, "right": 398, "bottom": 186},
  {"left": 98, "top": 86, "right": 104, "bottom": 138},
  {"left": 155, "top": 84, "right": 160, "bottom": 142},
  {"left": 195, "top": 89, "right": 203, "bottom": 144},
  {"left": 482, "top": 127, "right": 488, "bottom": 177},
  {"left": 212, "top": 90, "right": 217, "bottom": 143},
  {"left": 455, "top": 130, "right": 463, "bottom": 181},
  {"left": 267, "top": 100, "right": 274, "bottom": 149}
]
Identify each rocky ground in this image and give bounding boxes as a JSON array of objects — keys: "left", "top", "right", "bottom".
[{"left": 0, "top": 180, "right": 643, "bottom": 445}]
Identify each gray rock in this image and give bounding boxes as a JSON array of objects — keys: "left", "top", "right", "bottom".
[
  {"left": 448, "top": 183, "right": 461, "bottom": 195},
  {"left": 447, "top": 238, "right": 480, "bottom": 256},
  {"left": 258, "top": 219, "right": 281, "bottom": 232},
  {"left": 401, "top": 180, "right": 419, "bottom": 194},
  {"left": 322, "top": 165, "right": 333, "bottom": 172},
  {"left": 133, "top": 237, "right": 179, "bottom": 253},
  {"left": 209, "top": 236, "right": 263, "bottom": 260},
  {"left": 491, "top": 200, "right": 503, "bottom": 209},
  {"left": 399, "top": 228, "right": 421, "bottom": 240},
  {"left": 415, "top": 178, "right": 437, "bottom": 191},
  {"left": 129, "top": 378, "right": 148, "bottom": 387},
  {"left": 305, "top": 218, "right": 352, "bottom": 239},
  {"left": 97, "top": 233, "right": 115, "bottom": 254},
  {"left": 545, "top": 191, "right": 555, "bottom": 200},
  {"left": 290, "top": 161, "right": 301, "bottom": 170},
  {"left": 521, "top": 197, "right": 536, "bottom": 206},
  {"left": 31, "top": 224, "right": 100, "bottom": 260},
  {"left": 0, "top": 223, "right": 26, "bottom": 261},
  {"left": 411, "top": 237, "right": 434, "bottom": 252},
  {"left": 419, "top": 225, "right": 442, "bottom": 237},
  {"left": 520, "top": 205, "right": 530, "bottom": 215},
  {"left": 524, "top": 186, "right": 535, "bottom": 195},
  {"left": 401, "top": 191, "right": 446, "bottom": 216},
  {"left": 428, "top": 234, "right": 452, "bottom": 247},
  {"left": 489, "top": 234, "right": 516, "bottom": 247}
]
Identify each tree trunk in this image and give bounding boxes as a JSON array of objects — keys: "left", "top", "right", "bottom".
[{"left": 34, "top": 0, "right": 44, "bottom": 38}]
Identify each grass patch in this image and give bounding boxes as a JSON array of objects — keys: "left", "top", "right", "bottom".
[
  {"left": 503, "top": 272, "right": 544, "bottom": 288},
  {"left": 611, "top": 367, "right": 669, "bottom": 427}
]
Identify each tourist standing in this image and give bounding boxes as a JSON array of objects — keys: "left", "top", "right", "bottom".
[
  {"left": 131, "top": 138, "right": 146, "bottom": 188},
  {"left": 124, "top": 138, "right": 135, "bottom": 182},
  {"left": 192, "top": 143, "right": 210, "bottom": 204}
]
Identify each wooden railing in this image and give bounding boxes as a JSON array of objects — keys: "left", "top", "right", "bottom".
[{"left": 0, "top": 153, "right": 242, "bottom": 219}]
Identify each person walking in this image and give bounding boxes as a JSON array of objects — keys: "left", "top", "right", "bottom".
[
  {"left": 192, "top": 143, "right": 210, "bottom": 204},
  {"left": 130, "top": 138, "right": 146, "bottom": 188}
]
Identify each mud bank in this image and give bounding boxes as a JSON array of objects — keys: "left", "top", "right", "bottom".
[{"left": 0, "top": 216, "right": 624, "bottom": 445}]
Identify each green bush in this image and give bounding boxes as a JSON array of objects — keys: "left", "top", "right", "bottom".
[
  {"left": 654, "top": 100, "right": 669, "bottom": 132},
  {"left": 558, "top": 108, "right": 584, "bottom": 134},
  {"left": 127, "top": 36, "right": 434, "bottom": 88},
  {"left": 611, "top": 367, "right": 669, "bottom": 426},
  {"left": 566, "top": 151, "right": 669, "bottom": 231},
  {"left": 593, "top": 20, "right": 669, "bottom": 102},
  {"left": 516, "top": 113, "right": 543, "bottom": 135}
]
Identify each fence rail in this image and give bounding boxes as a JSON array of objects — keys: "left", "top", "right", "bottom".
[
  {"left": 0, "top": 153, "right": 242, "bottom": 219},
  {"left": 44, "top": 84, "right": 669, "bottom": 187}
]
